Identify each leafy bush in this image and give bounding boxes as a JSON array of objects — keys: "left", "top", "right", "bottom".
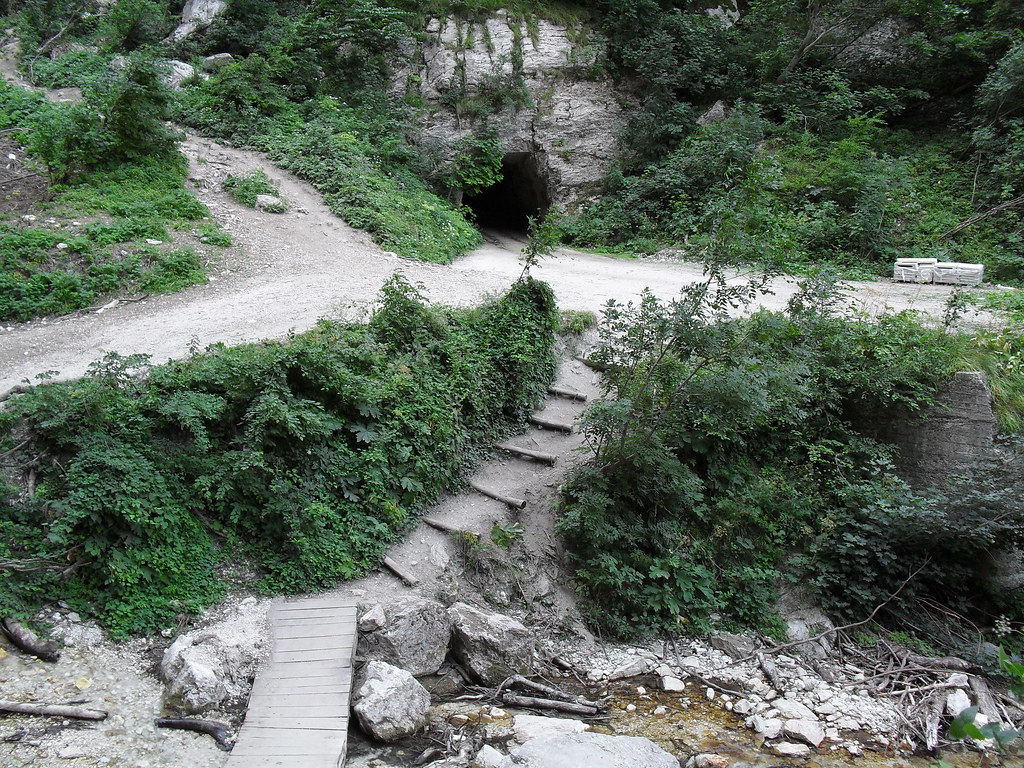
[
  {"left": 0, "top": 276, "right": 558, "bottom": 635},
  {"left": 557, "top": 268, "right": 1019, "bottom": 640},
  {"left": 260, "top": 104, "right": 481, "bottom": 262},
  {"left": 223, "top": 169, "right": 286, "bottom": 210}
]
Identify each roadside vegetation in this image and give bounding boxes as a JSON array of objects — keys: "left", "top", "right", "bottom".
[
  {"left": 559, "top": 270, "right": 1024, "bottom": 656},
  {"left": 1, "top": 0, "right": 1023, "bottom": 661},
  {"left": 0, "top": 65, "right": 222, "bottom": 321},
  {"left": 0, "top": 275, "right": 558, "bottom": 636}
]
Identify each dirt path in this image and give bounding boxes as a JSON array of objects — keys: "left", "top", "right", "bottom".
[{"left": 0, "top": 134, "right": 982, "bottom": 395}]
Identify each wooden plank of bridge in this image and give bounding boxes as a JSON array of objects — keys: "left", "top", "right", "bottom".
[{"left": 225, "top": 597, "right": 358, "bottom": 768}]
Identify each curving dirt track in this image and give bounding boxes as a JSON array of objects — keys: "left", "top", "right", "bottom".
[{"left": 0, "top": 135, "right": 978, "bottom": 395}]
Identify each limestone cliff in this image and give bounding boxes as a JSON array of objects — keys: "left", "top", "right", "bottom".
[{"left": 399, "top": 13, "right": 629, "bottom": 218}]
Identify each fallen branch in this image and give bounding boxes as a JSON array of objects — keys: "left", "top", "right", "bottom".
[
  {"left": 155, "top": 718, "right": 233, "bottom": 752},
  {"left": 382, "top": 556, "right": 419, "bottom": 587},
  {"left": 0, "top": 701, "right": 106, "bottom": 721},
  {"left": 494, "top": 443, "right": 557, "bottom": 466},
  {"left": 0, "top": 173, "right": 39, "bottom": 187},
  {"left": 468, "top": 480, "right": 526, "bottom": 509},
  {"left": 547, "top": 386, "right": 587, "bottom": 401},
  {"left": 501, "top": 693, "right": 597, "bottom": 715},
  {"left": 757, "top": 653, "right": 784, "bottom": 693},
  {"left": 920, "top": 691, "right": 945, "bottom": 751},
  {"left": 969, "top": 676, "right": 1001, "bottom": 723},
  {"left": 1, "top": 617, "right": 60, "bottom": 662},
  {"left": 0, "top": 557, "right": 65, "bottom": 574},
  {"left": 0, "top": 440, "right": 28, "bottom": 460},
  {"left": 877, "top": 680, "right": 960, "bottom": 697},
  {"left": 938, "top": 194, "right": 1024, "bottom": 241},
  {"left": 724, "top": 564, "right": 926, "bottom": 669},
  {"left": 499, "top": 674, "right": 600, "bottom": 709}
]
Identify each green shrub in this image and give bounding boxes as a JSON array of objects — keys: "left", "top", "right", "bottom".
[
  {"left": 557, "top": 268, "right": 1016, "bottom": 640},
  {"left": 0, "top": 276, "right": 558, "bottom": 634},
  {"left": 223, "top": 169, "right": 286, "bottom": 210}
]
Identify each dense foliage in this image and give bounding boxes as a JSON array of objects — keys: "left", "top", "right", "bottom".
[
  {"left": 563, "top": 0, "right": 1024, "bottom": 281},
  {"left": 558, "top": 270, "right": 1024, "bottom": 643},
  {"left": 8, "top": 1, "right": 1023, "bottom": 277},
  {"left": 0, "top": 275, "right": 558, "bottom": 635},
  {"left": 0, "top": 68, "right": 221, "bottom": 320}
]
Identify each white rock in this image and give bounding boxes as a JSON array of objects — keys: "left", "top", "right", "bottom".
[
  {"left": 772, "top": 742, "right": 811, "bottom": 757},
  {"left": 505, "top": 732, "right": 678, "bottom": 768},
  {"left": 609, "top": 656, "right": 650, "bottom": 680},
  {"left": 946, "top": 673, "right": 969, "bottom": 688},
  {"left": 512, "top": 714, "right": 588, "bottom": 744},
  {"left": 749, "top": 715, "right": 783, "bottom": 739},
  {"left": 472, "top": 744, "right": 506, "bottom": 768},
  {"left": 784, "top": 718, "right": 826, "bottom": 747},
  {"left": 732, "top": 699, "right": 755, "bottom": 716},
  {"left": 772, "top": 698, "right": 816, "bottom": 721},
  {"left": 661, "top": 675, "right": 686, "bottom": 692},
  {"left": 358, "top": 604, "right": 386, "bottom": 632},
  {"left": 945, "top": 689, "right": 972, "bottom": 717},
  {"left": 352, "top": 660, "right": 430, "bottom": 742}
]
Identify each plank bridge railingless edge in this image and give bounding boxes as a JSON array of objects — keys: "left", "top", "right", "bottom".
[{"left": 225, "top": 597, "right": 358, "bottom": 768}]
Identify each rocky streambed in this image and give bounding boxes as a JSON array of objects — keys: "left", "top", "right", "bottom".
[{"left": 3, "top": 591, "right": 1013, "bottom": 768}]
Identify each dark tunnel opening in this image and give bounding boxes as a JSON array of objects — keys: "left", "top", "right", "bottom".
[{"left": 464, "top": 152, "right": 551, "bottom": 232}]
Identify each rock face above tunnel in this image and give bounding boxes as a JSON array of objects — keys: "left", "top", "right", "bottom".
[{"left": 399, "top": 13, "right": 629, "bottom": 216}]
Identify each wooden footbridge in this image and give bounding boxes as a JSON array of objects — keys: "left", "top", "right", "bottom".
[{"left": 225, "top": 597, "right": 357, "bottom": 768}]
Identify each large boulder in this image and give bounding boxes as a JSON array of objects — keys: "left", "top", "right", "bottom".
[
  {"left": 170, "top": 0, "right": 227, "bottom": 41},
  {"left": 501, "top": 733, "right": 678, "bottom": 768},
  {"left": 352, "top": 660, "right": 430, "bottom": 742},
  {"left": 159, "top": 601, "right": 269, "bottom": 714},
  {"left": 358, "top": 597, "right": 451, "bottom": 677},
  {"left": 448, "top": 602, "right": 534, "bottom": 685},
  {"left": 161, "top": 60, "right": 201, "bottom": 91}
]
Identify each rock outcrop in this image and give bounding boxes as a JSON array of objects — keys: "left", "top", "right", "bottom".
[
  {"left": 358, "top": 597, "right": 451, "bottom": 677},
  {"left": 400, "top": 13, "right": 630, "bottom": 212},
  {"left": 170, "top": 0, "right": 227, "bottom": 42}
]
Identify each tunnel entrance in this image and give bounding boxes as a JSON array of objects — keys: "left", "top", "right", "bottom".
[{"left": 464, "top": 152, "right": 550, "bottom": 232}]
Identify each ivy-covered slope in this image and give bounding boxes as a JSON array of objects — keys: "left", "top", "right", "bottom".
[{"left": 0, "top": 276, "right": 558, "bottom": 636}]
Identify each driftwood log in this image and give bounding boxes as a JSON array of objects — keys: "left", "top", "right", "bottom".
[
  {"left": 468, "top": 480, "right": 526, "bottom": 509},
  {"left": 155, "top": 718, "right": 234, "bottom": 752},
  {"left": 0, "top": 701, "right": 107, "bottom": 720},
  {"left": 757, "top": 653, "right": 784, "bottom": 693},
  {"left": 494, "top": 443, "right": 557, "bottom": 466},
  {"left": 1, "top": 617, "right": 60, "bottom": 662},
  {"left": 500, "top": 674, "right": 600, "bottom": 709},
  {"left": 501, "top": 693, "right": 597, "bottom": 715}
]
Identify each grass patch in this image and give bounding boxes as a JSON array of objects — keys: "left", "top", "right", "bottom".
[
  {"left": 223, "top": 169, "right": 286, "bottom": 211},
  {"left": 0, "top": 158, "right": 216, "bottom": 321}
]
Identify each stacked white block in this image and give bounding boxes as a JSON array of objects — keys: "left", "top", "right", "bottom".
[
  {"left": 933, "top": 262, "right": 985, "bottom": 286},
  {"left": 893, "top": 258, "right": 938, "bottom": 283}
]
